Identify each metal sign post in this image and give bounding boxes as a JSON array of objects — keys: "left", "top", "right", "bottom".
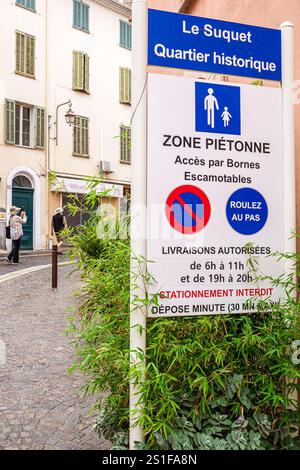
[
  {"left": 280, "top": 22, "right": 296, "bottom": 279},
  {"left": 129, "top": 0, "right": 147, "bottom": 450}
]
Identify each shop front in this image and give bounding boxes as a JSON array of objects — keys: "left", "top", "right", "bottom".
[{"left": 50, "top": 176, "right": 126, "bottom": 231}]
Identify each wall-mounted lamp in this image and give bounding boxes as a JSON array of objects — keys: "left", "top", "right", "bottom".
[
  {"left": 52, "top": 100, "right": 76, "bottom": 145},
  {"left": 65, "top": 104, "right": 76, "bottom": 127}
]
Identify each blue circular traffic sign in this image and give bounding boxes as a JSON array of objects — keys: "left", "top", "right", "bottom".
[{"left": 226, "top": 188, "right": 268, "bottom": 235}]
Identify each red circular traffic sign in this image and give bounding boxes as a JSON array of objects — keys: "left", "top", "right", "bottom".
[{"left": 165, "top": 185, "right": 211, "bottom": 234}]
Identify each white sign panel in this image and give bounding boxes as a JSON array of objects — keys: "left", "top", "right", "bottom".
[
  {"left": 147, "top": 73, "right": 284, "bottom": 317},
  {"left": 52, "top": 177, "right": 124, "bottom": 198}
]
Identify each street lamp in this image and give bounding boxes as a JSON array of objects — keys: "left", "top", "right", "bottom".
[
  {"left": 65, "top": 104, "right": 76, "bottom": 127},
  {"left": 53, "top": 100, "right": 76, "bottom": 145}
]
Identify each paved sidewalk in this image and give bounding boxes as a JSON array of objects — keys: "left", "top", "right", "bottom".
[{"left": 0, "top": 264, "right": 110, "bottom": 450}]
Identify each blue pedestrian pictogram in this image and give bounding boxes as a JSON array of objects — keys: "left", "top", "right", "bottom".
[
  {"left": 166, "top": 185, "right": 211, "bottom": 234},
  {"left": 226, "top": 188, "right": 268, "bottom": 235},
  {"left": 195, "top": 82, "right": 241, "bottom": 135}
]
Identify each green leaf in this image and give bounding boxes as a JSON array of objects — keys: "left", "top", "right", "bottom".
[
  {"left": 247, "top": 430, "right": 262, "bottom": 450},
  {"left": 227, "top": 430, "right": 248, "bottom": 450},
  {"left": 213, "top": 437, "right": 229, "bottom": 450},
  {"left": 210, "top": 397, "right": 228, "bottom": 408},
  {"left": 195, "top": 433, "right": 213, "bottom": 450},
  {"left": 225, "top": 374, "right": 243, "bottom": 400},
  {"left": 239, "top": 388, "right": 254, "bottom": 410}
]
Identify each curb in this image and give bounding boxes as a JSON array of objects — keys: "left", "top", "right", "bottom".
[
  {"left": 0, "top": 251, "right": 68, "bottom": 260},
  {"left": 0, "top": 261, "right": 76, "bottom": 284}
]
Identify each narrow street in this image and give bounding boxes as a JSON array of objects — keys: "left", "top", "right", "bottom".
[{"left": 0, "top": 263, "right": 109, "bottom": 450}]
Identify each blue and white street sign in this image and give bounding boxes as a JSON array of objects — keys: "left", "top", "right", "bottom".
[
  {"left": 195, "top": 82, "right": 241, "bottom": 135},
  {"left": 148, "top": 9, "right": 282, "bottom": 81}
]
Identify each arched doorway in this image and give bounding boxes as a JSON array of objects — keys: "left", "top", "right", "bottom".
[{"left": 12, "top": 175, "right": 34, "bottom": 250}]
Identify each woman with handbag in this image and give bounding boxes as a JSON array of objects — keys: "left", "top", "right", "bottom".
[{"left": 5, "top": 206, "right": 27, "bottom": 264}]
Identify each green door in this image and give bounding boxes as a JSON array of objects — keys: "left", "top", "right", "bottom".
[{"left": 12, "top": 187, "right": 34, "bottom": 250}]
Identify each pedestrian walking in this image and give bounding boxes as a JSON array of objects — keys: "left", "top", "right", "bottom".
[
  {"left": 5, "top": 206, "right": 27, "bottom": 264},
  {"left": 52, "top": 208, "right": 67, "bottom": 254}
]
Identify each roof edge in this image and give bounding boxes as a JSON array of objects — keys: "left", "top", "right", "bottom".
[{"left": 93, "top": 0, "right": 131, "bottom": 17}]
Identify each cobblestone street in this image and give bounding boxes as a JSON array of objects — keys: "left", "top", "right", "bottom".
[{"left": 0, "top": 264, "right": 110, "bottom": 450}]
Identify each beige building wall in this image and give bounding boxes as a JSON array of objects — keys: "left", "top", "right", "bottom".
[
  {"left": 47, "top": 0, "right": 131, "bottom": 183},
  {"left": 0, "top": 0, "right": 48, "bottom": 250},
  {"left": 149, "top": 0, "right": 300, "bottom": 237},
  {"left": 148, "top": 0, "right": 182, "bottom": 11},
  {"left": 0, "top": 0, "right": 132, "bottom": 251},
  {"left": 46, "top": 0, "right": 132, "bottom": 246}
]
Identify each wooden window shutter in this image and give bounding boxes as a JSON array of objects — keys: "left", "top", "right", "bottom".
[
  {"left": 73, "top": 116, "right": 89, "bottom": 156},
  {"left": 120, "top": 68, "right": 131, "bottom": 104},
  {"left": 73, "top": 51, "right": 78, "bottom": 89},
  {"left": 128, "top": 69, "right": 132, "bottom": 104},
  {"left": 29, "top": 0, "right": 36, "bottom": 10},
  {"left": 73, "top": 116, "right": 82, "bottom": 155},
  {"left": 26, "top": 35, "right": 35, "bottom": 77},
  {"left": 125, "top": 24, "right": 129, "bottom": 48},
  {"left": 127, "top": 127, "right": 131, "bottom": 162},
  {"left": 120, "top": 125, "right": 131, "bottom": 163},
  {"left": 119, "top": 68, "right": 124, "bottom": 103},
  {"left": 128, "top": 24, "right": 132, "bottom": 49},
  {"left": 5, "top": 99, "right": 16, "bottom": 145},
  {"left": 73, "top": 51, "right": 85, "bottom": 90},
  {"left": 120, "top": 21, "right": 132, "bottom": 49},
  {"left": 78, "top": 117, "right": 83, "bottom": 155},
  {"left": 73, "top": 1, "right": 89, "bottom": 32},
  {"left": 35, "top": 106, "right": 45, "bottom": 148},
  {"left": 16, "top": 0, "right": 36, "bottom": 10},
  {"left": 16, "top": 32, "right": 25, "bottom": 74},
  {"left": 82, "top": 117, "right": 89, "bottom": 156},
  {"left": 16, "top": 31, "right": 35, "bottom": 77},
  {"left": 73, "top": 0, "right": 81, "bottom": 28},
  {"left": 84, "top": 54, "right": 90, "bottom": 93},
  {"left": 82, "top": 3, "right": 89, "bottom": 32},
  {"left": 120, "top": 21, "right": 125, "bottom": 47}
]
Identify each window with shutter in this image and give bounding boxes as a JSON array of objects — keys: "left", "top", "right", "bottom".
[
  {"left": 16, "top": 31, "right": 35, "bottom": 78},
  {"left": 73, "top": 0, "right": 90, "bottom": 33},
  {"left": 5, "top": 99, "right": 42, "bottom": 148},
  {"left": 5, "top": 99, "right": 16, "bottom": 145},
  {"left": 35, "top": 106, "right": 45, "bottom": 149},
  {"left": 16, "top": 0, "right": 36, "bottom": 12},
  {"left": 120, "top": 125, "right": 131, "bottom": 163},
  {"left": 120, "top": 20, "right": 132, "bottom": 50},
  {"left": 119, "top": 67, "right": 131, "bottom": 104},
  {"left": 73, "top": 116, "right": 89, "bottom": 157},
  {"left": 73, "top": 51, "right": 90, "bottom": 93}
]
